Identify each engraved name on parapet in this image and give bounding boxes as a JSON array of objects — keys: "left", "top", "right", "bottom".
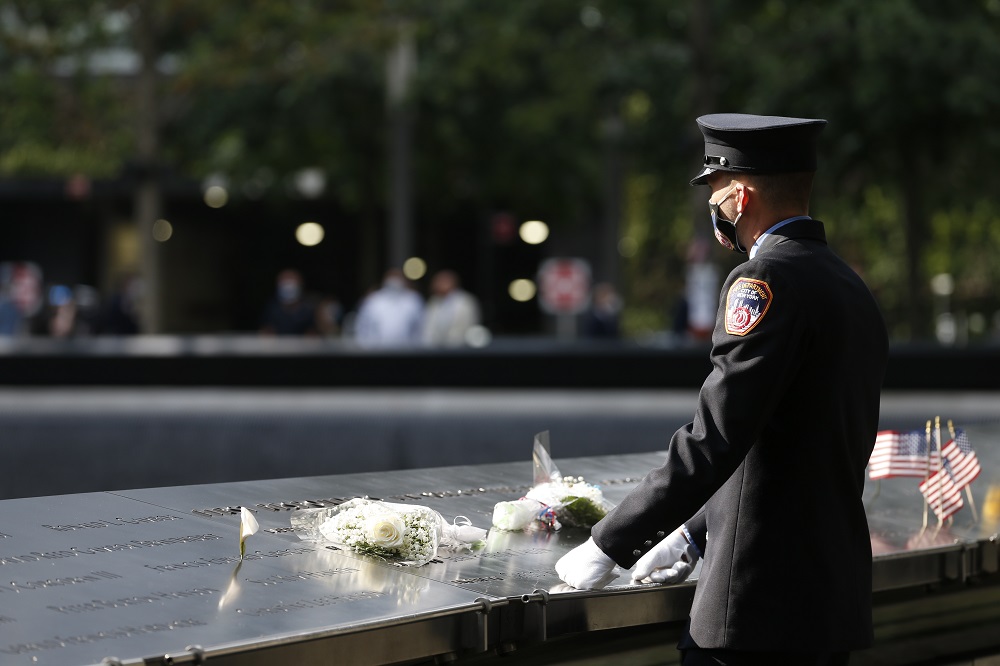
[
  {"left": 5, "top": 570, "right": 121, "bottom": 592},
  {"left": 246, "top": 567, "right": 359, "bottom": 586},
  {"left": 46, "top": 587, "right": 219, "bottom": 614},
  {"left": 239, "top": 591, "right": 385, "bottom": 617},
  {"left": 42, "top": 515, "right": 182, "bottom": 531},
  {"left": 145, "top": 546, "right": 316, "bottom": 572},
  {"left": 0, "top": 618, "right": 207, "bottom": 656},
  {"left": 0, "top": 534, "right": 223, "bottom": 566}
]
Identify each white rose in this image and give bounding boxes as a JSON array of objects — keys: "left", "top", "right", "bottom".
[
  {"left": 565, "top": 481, "right": 602, "bottom": 504},
  {"left": 525, "top": 482, "right": 564, "bottom": 506},
  {"left": 492, "top": 498, "right": 542, "bottom": 531},
  {"left": 367, "top": 513, "right": 405, "bottom": 548}
]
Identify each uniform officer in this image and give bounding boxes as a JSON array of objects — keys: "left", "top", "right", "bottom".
[{"left": 555, "top": 114, "right": 889, "bottom": 666}]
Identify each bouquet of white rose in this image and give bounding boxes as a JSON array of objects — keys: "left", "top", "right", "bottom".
[
  {"left": 491, "top": 431, "right": 613, "bottom": 532},
  {"left": 291, "top": 498, "right": 486, "bottom": 566}
]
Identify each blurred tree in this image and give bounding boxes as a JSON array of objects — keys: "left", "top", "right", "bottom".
[
  {"left": 161, "top": 0, "right": 395, "bottom": 294},
  {"left": 1, "top": 0, "right": 998, "bottom": 339},
  {"left": 0, "top": 3, "right": 133, "bottom": 176},
  {"left": 407, "top": 2, "right": 699, "bottom": 333},
  {"left": 0, "top": 2, "right": 174, "bottom": 330},
  {"left": 702, "top": 0, "right": 1000, "bottom": 339}
]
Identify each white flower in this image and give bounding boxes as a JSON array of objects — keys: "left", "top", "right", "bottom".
[
  {"left": 525, "top": 482, "right": 563, "bottom": 506},
  {"left": 495, "top": 477, "right": 610, "bottom": 531},
  {"left": 492, "top": 498, "right": 544, "bottom": 531},
  {"left": 293, "top": 498, "right": 483, "bottom": 566},
  {"left": 367, "top": 513, "right": 405, "bottom": 548},
  {"left": 239, "top": 506, "right": 259, "bottom": 559}
]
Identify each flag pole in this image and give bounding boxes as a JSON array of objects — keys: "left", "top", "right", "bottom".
[
  {"left": 922, "top": 419, "right": 932, "bottom": 531},
  {"left": 949, "top": 418, "right": 979, "bottom": 523},
  {"left": 934, "top": 416, "right": 944, "bottom": 528}
]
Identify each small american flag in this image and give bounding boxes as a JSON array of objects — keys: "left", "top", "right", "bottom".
[
  {"left": 868, "top": 430, "right": 939, "bottom": 480},
  {"left": 941, "top": 428, "right": 981, "bottom": 491},
  {"left": 919, "top": 465, "right": 964, "bottom": 521}
]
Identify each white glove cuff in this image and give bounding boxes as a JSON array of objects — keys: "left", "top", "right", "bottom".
[{"left": 681, "top": 524, "right": 703, "bottom": 559}]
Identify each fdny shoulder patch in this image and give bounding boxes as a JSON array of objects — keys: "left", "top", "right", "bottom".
[{"left": 725, "top": 277, "right": 773, "bottom": 336}]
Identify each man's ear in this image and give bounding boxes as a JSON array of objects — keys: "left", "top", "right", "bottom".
[{"left": 734, "top": 181, "right": 749, "bottom": 214}]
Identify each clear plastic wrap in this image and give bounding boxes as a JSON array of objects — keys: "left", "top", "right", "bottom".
[
  {"left": 491, "top": 431, "right": 614, "bottom": 532},
  {"left": 291, "top": 498, "right": 486, "bottom": 566}
]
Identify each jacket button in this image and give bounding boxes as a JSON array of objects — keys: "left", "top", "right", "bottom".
[
  {"left": 656, "top": 531, "right": 665, "bottom": 538},
  {"left": 643, "top": 540, "right": 652, "bottom": 547},
  {"left": 633, "top": 549, "right": 642, "bottom": 557}
]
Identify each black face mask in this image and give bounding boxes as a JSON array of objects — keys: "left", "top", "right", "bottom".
[{"left": 709, "top": 186, "right": 746, "bottom": 254}]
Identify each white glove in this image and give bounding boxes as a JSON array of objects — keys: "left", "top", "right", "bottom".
[
  {"left": 630, "top": 526, "right": 699, "bottom": 585},
  {"left": 555, "top": 537, "right": 621, "bottom": 590}
]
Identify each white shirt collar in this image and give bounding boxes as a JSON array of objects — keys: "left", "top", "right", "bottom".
[{"left": 749, "top": 216, "right": 811, "bottom": 259}]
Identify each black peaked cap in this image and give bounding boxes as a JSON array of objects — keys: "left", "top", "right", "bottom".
[{"left": 690, "top": 113, "right": 827, "bottom": 186}]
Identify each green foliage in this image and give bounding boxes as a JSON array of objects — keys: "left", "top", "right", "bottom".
[
  {"left": 686, "top": 0, "right": 1000, "bottom": 339},
  {"left": 0, "top": 142, "right": 118, "bottom": 177},
  {"left": 0, "top": 3, "right": 134, "bottom": 176},
  {"left": 619, "top": 173, "right": 683, "bottom": 336},
  {"left": 928, "top": 202, "right": 1000, "bottom": 302},
  {"left": 558, "top": 495, "right": 607, "bottom": 529},
  {"left": 2, "top": 1, "right": 999, "bottom": 339}
]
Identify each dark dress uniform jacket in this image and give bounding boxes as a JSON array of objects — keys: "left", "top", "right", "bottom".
[{"left": 592, "top": 218, "right": 888, "bottom": 651}]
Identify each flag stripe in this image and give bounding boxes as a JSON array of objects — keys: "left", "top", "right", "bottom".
[
  {"left": 941, "top": 439, "right": 982, "bottom": 489},
  {"left": 919, "top": 468, "right": 964, "bottom": 521},
  {"left": 868, "top": 429, "right": 938, "bottom": 480},
  {"left": 871, "top": 426, "right": 979, "bottom": 521}
]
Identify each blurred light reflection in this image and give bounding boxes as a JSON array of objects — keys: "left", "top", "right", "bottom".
[
  {"left": 295, "top": 222, "right": 325, "bottom": 247},
  {"left": 509, "top": 279, "right": 536, "bottom": 302},
  {"left": 204, "top": 185, "right": 229, "bottom": 208},
  {"left": 152, "top": 219, "right": 173, "bottom": 242},
  {"left": 403, "top": 257, "right": 427, "bottom": 280},
  {"left": 519, "top": 220, "right": 549, "bottom": 245}
]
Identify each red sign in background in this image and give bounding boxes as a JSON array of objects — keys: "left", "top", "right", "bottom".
[{"left": 538, "top": 258, "right": 591, "bottom": 315}]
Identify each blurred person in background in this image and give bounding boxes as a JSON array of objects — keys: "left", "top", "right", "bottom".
[
  {"left": 46, "top": 284, "right": 100, "bottom": 338},
  {"left": 582, "top": 282, "right": 622, "bottom": 339},
  {"left": 354, "top": 268, "right": 423, "bottom": 347},
  {"left": 315, "top": 295, "right": 344, "bottom": 337},
  {"left": 670, "top": 290, "right": 690, "bottom": 341},
  {"left": 0, "top": 285, "right": 23, "bottom": 336},
  {"left": 99, "top": 273, "right": 142, "bottom": 335},
  {"left": 683, "top": 238, "right": 720, "bottom": 341},
  {"left": 421, "top": 269, "right": 480, "bottom": 347},
  {"left": 47, "top": 285, "right": 77, "bottom": 338},
  {"left": 260, "top": 268, "right": 317, "bottom": 336},
  {"left": 0, "top": 261, "right": 45, "bottom": 336}
]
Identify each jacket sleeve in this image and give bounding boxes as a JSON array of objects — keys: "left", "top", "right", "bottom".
[
  {"left": 683, "top": 506, "right": 707, "bottom": 558},
  {"left": 592, "top": 261, "right": 807, "bottom": 568}
]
